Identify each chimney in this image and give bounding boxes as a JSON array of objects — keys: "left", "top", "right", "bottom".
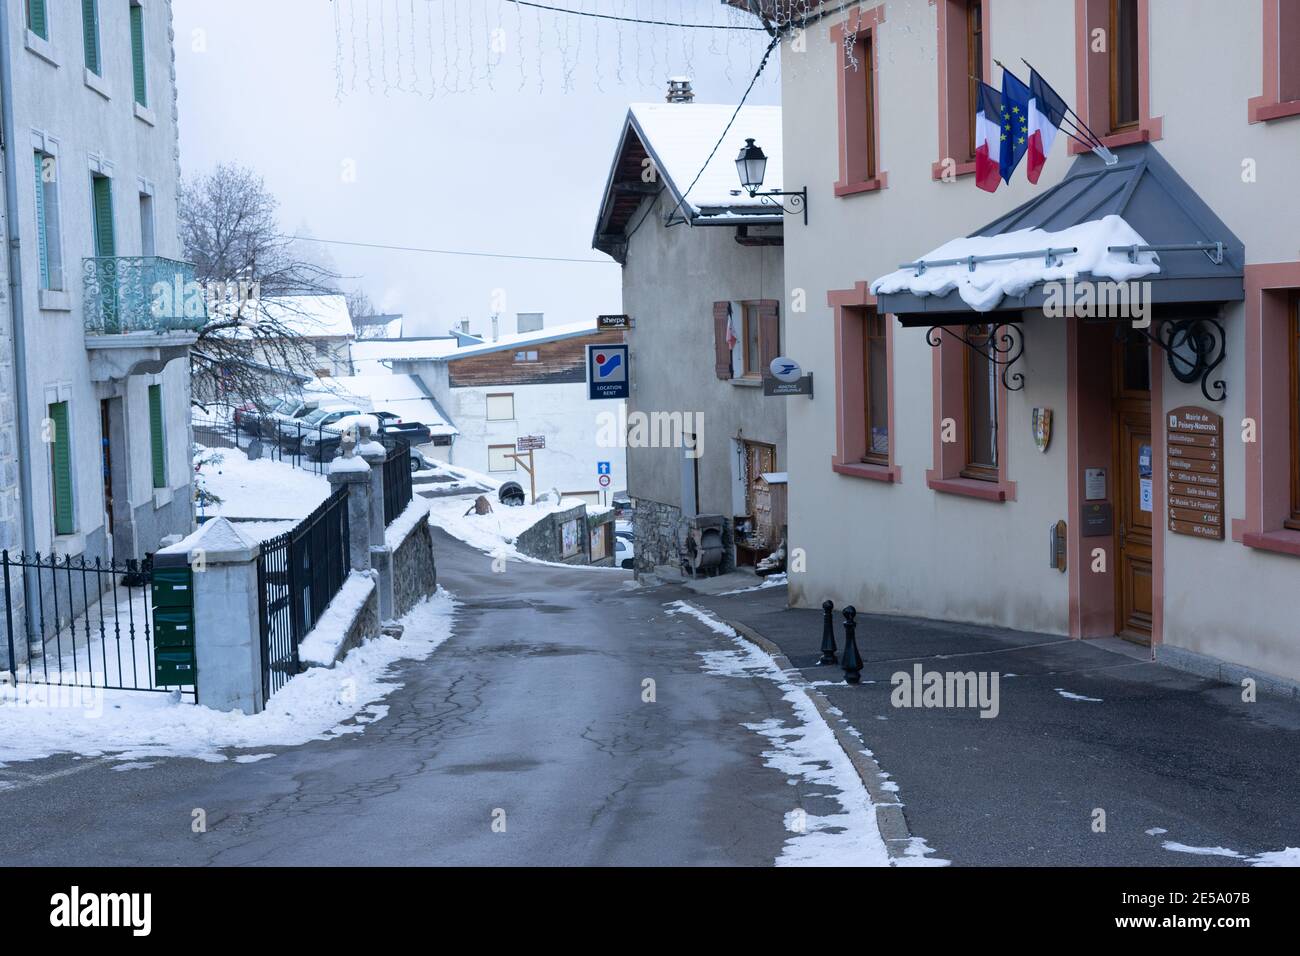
[
  {"left": 666, "top": 76, "right": 694, "bottom": 103},
  {"left": 490, "top": 313, "right": 499, "bottom": 342}
]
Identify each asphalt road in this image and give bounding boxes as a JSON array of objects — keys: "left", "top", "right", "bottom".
[{"left": 0, "top": 531, "right": 822, "bottom": 866}]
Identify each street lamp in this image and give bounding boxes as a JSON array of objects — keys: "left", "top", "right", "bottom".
[{"left": 733, "top": 138, "right": 808, "bottom": 224}]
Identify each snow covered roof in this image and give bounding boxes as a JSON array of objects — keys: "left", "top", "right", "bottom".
[
  {"left": 351, "top": 338, "right": 464, "bottom": 366},
  {"left": 593, "top": 101, "right": 783, "bottom": 258},
  {"left": 437, "top": 319, "right": 600, "bottom": 361},
  {"left": 248, "top": 294, "right": 355, "bottom": 339},
  {"left": 628, "top": 102, "right": 783, "bottom": 214},
  {"left": 353, "top": 314, "right": 404, "bottom": 338},
  {"left": 315, "top": 373, "right": 459, "bottom": 436},
  {"left": 875, "top": 144, "right": 1245, "bottom": 317}
]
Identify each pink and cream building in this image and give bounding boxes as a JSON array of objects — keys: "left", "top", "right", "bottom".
[{"left": 736, "top": 0, "right": 1300, "bottom": 687}]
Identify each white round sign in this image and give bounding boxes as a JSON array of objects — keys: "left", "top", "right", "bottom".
[
  {"left": 598, "top": 474, "right": 611, "bottom": 488},
  {"left": 769, "top": 356, "right": 802, "bottom": 384}
]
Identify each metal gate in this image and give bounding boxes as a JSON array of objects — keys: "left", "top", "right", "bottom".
[
  {"left": 1, "top": 550, "right": 188, "bottom": 696},
  {"left": 256, "top": 485, "right": 350, "bottom": 700}
]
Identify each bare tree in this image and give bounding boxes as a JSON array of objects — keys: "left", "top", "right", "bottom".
[
  {"left": 345, "top": 288, "right": 395, "bottom": 340},
  {"left": 179, "top": 163, "right": 342, "bottom": 412}
]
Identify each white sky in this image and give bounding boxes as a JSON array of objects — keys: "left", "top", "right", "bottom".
[{"left": 174, "top": 0, "right": 780, "bottom": 337}]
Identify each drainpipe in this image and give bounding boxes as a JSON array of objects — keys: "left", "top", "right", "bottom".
[{"left": 0, "top": 9, "right": 41, "bottom": 632}]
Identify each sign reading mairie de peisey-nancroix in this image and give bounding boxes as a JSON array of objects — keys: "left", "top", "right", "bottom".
[{"left": 1166, "top": 406, "right": 1224, "bottom": 541}]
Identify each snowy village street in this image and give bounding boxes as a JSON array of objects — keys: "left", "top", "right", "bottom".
[{"left": 0, "top": 528, "right": 887, "bottom": 867}]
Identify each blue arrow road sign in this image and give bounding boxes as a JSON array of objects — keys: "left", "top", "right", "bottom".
[{"left": 597, "top": 461, "right": 611, "bottom": 475}]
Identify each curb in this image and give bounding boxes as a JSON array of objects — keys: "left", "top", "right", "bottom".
[{"left": 719, "top": 615, "right": 917, "bottom": 864}]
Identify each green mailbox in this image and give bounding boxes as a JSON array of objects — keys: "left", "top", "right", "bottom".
[{"left": 151, "top": 552, "right": 196, "bottom": 687}]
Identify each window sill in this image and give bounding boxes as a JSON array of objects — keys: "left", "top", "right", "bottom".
[
  {"left": 927, "top": 473, "right": 1014, "bottom": 502},
  {"left": 1240, "top": 528, "right": 1300, "bottom": 559},
  {"left": 38, "top": 289, "right": 72, "bottom": 312},
  {"left": 1254, "top": 99, "right": 1300, "bottom": 123},
  {"left": 834, "top": 173, "right": 888, "bottom": 197},
  {"left": 730, "top": 377, "right": 762, "bottom": 388},
  {"left": 25, "top": 30, "right": 58, "bottom": 67},
  {"left": 134, "top": 103, "right": 156, "bottom": 126},
  {"left": 84, "top": 68, "right": 111, "bottom": 100},
  {"left": 153, "top": 486, "right": 173, "bottom": 510},
  {"left": 832, "top": 457, "right": 900, "bottom": 483},
  {"left": 930, "top": 159, "right": 977, "bottom": 181},
  {"left": 52, "top": 532, "right": 85, "bottom": 555},
  {"left": 1068, "top": 118, "right": 1163, "bottom": 153}
]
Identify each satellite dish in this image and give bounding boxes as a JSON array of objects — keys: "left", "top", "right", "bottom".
[{"left": 769, "top": 357, "right": 802, "bottom": 384}]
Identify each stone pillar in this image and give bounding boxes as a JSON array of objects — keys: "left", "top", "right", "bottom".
[
  {"left": 328, "top": 441, "right": 374, "bottom": 574},
  {"left": 180, "top": 519, "right": 263, "bottom": 715},
  {"left": 358, "top": 425, "right": 395, "bottom": 622}
]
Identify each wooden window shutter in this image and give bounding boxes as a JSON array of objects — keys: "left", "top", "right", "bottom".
[
  {"left": 49, "top": 401, "right": 73, "bottom": 535},
  {"left": 34, "top": 154, "right": 49, "bottom": 289},
  {"left": 713, "top": 301, "right": 733, "bottom": 380},
  {"left": 149, "top": 384, "right": 166, "bottom": 488},
  {"left": 92, "top": 176, "right": 114, "bottom": 257},
  {"left": 83, "top": 0, "right": 100, "bottom": 74},
  {"left": 757, "top": 300, "right": 780, "bottom": 374},
  {"left": 130, "top": 3, "right": 147, "bottom": 106}
]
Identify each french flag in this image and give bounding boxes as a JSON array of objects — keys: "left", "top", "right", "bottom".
[
  {"left": 974, "top": 82, "right": 1002, "bottom": 193},
  {"left": 1027, "top": 69, "right": 1069, "bottom": 184}
]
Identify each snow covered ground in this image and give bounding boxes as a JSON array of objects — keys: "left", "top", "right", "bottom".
[
  {"left": 665, "top": 600, "right": 944, "bottom": 867},
  {"left": 425, "top": 489, "right": 611, "bottom": 566},
  {"left": 194, "top": 446, "right": 330, "bottom": 521},
  {"left": 0, "top": 590, "right": 455, "bottom": 767}
]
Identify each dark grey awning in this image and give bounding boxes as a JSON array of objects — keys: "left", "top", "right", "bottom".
[{"left": 880, "top": 143, "right": 1245, "bottom": 323}]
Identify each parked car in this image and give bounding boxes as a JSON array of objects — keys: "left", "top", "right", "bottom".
[
  {"left": 373, "top": 411, "right": 433, "bottom": 445},
  {"left": 260, "top": 396, "right": 316, "bottom": 440},
  {"left": 279, "top": 404, "right": 365, "bottom": 452},
  {"left": 299, "top": 413, "right": 380, "bottom": 462},
  {"left": 409, "top": 447, "right": 433, "bottom": 473},
  {"left": 232, "top": 401, "right": 259, "bottom": 435},
  {"left": 615, "top": 530, "right": 635, "bottom": 570}
]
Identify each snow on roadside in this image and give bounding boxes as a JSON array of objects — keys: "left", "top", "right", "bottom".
[
  {"left": 1054, "top": 688, "right": 1103, "bottom": 702},
  {"left": 665, "top": 600, "right": 942, "bottom": 867},
  {"left": 0, "top": 589, "right": 456, "bottom": 766},
  {"left": 194, "top": 446, "right": 330, "bottom": 520},
  {"left": 424, "top": 492, "right": 619, "bottom": 570},
  {"left": 1160, "top": 841, "right": 1300, "bottom": 867}
]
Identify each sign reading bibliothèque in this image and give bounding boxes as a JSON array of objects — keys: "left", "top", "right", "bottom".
[{"left": 1166, "top": 406, "right": 1223, "bottom": 541}]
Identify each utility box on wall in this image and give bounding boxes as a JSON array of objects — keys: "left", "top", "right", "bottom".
[{"left": 151, "top": 552, "right": 197, "bottom": 689}]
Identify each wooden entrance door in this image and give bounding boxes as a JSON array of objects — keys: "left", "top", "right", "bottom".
[{"left": 1113, "top": 334, "right": 1153, "bottom": 643}]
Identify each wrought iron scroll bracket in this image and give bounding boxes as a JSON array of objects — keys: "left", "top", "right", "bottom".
[
  {"left": 925, "top": 322, "right": 1026, "bottom": 391},
  {"left": 1124, "top": 316, "right": 1227, "bottom": 402},
  {"left": 751, "top": 188, "right": 808, "bottom": 225}
]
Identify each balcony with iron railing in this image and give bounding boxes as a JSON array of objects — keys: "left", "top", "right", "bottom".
[{"left": 82, "top": 257, "right": 204, "bottom": 381}]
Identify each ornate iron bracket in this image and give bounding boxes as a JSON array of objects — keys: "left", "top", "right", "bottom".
[
  {"left": 748, "top": 188, "right": 808, "bottom": 225},
  {"left": 1122, "top": 316, "right": 1227, "bottom": 402},
  {"left": 925, "top": 322, "right": 1026, "bottom": 391}
]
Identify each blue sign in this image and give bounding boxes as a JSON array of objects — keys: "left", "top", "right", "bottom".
[
  {"left": 597, "top": 461, "right": 611, "bottom": 476},
  {"left": 587, "top": 343, "right": 629, "bottom": 400}
]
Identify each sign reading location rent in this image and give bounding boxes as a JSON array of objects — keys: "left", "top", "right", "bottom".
[
  {"left": 517, "top": 435, "right": 546, "bottom": 451},
  {"left": 587, "top": 343, "right": 630, "bottom": 400},
  {"left": 1166, "top": 406, "right": 1223, "bottom": 541},
  {"left": 597, "top": 314, "right": 632, "bottom": 330}
]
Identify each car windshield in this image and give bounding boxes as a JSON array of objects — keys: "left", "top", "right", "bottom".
[{"left": 302, "top": 408, "right": 334, "bottom": 425}]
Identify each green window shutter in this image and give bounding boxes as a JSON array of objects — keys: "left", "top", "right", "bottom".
[
  {"left": 34, "top": 153, "right": 49, "bottom": 290},
  {"left": 130, "top": 4, "right": 147, "bottom": 106},
  {"left": 92, "top": 175, "right": 114, "bottom": 257},
  {"left": 28, "top": 0, "right": 48, "bottom": 40},
  {"left": 83, "top": 0, "right": 100, "bottom": 74},
  {"left": 49, "top": 402, "right": 73, "bottom": 535},
  {"left": 149, "top": 384, "right": 166, "bottom": 488}
]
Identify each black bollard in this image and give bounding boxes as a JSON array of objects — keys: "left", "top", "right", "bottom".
[
  {"left": 841, "top": 605, "right": 863, "bottom": 685},
  {"left": 818, "top": 600, "right": 838, "bottom": 665}
]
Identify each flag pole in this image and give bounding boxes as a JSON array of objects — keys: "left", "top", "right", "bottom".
[
  {"left": 1018, "top": 57, "right": 1119, "bottom": 165},
  {"left": 993, "top": 57, "right": 1100, "bottom": 148}
]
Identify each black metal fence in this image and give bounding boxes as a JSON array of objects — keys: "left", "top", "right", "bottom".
[
  {"left": 192, "top": 415, "right": 239, "bottom": 451},
  {"left": 1, "top": 551, "right": 189, "bottom": 696},
  {"left": 256, "top": 484, "right": 350, "bottom": 700},
  {"left": 382, "top": 440, "right": 413, "bottom": 525}
]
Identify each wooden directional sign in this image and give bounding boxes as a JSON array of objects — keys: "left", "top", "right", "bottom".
[
  {"left": 516, "top": 435, "right": 546, "bottom": 451},
  {"left": 1166, "top": 406, "right": 1223, "bottom": 540}
]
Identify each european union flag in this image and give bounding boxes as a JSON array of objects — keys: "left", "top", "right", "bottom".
[{"left": 999, "top": 69, "right": 1032, "bottom": 183}]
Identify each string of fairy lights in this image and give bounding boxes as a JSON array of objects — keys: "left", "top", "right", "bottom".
[{"left": 330, "top": 0, "right": 795, "bottom": 99}]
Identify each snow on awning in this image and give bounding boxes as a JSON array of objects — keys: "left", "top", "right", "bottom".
[
  {"left": 871, "top": 215, "right": 1159, "bottom": 313},
  {"left": 874, "top": 143, "right": 1244, "bottom": 321}
]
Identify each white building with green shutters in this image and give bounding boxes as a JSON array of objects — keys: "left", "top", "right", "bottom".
[{"left": 0, "top": 0, "right": 196, "bottom": 668}]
